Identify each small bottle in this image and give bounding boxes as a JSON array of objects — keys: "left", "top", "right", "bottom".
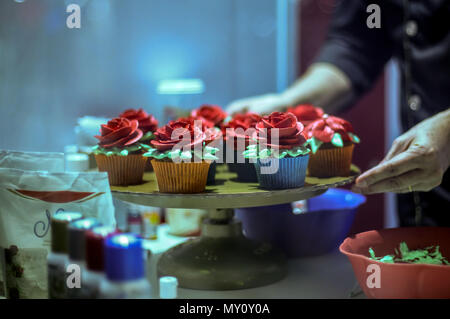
[
  {"left": 66, "top": 218, "right": 100, "bottom": 298},
  {"left": 79, "top": 225, "right": 117, "bottom": 299},
  {"left": 142, "top": 210, "right": 160, "bottom": 240},
  {"left": 127, "top": 210, "right": 143, "bottom": 235},
  {"left": 47, "top": 212, "right": 83, "bottom": 299},
  {"left": 159, "top": 276, "right": 178, "bottom": 299},
  {"left": 99, "top": 234, "right": 152, "bottom": 299}
]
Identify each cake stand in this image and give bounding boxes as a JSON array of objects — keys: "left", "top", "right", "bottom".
[{"left": 111, "top": 165, "right": 359, "bottom": 290}]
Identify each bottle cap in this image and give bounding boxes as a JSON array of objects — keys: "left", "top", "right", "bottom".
[
  {"left": 51, "top": 212, "right": 83, "bottom": 253},
  {"left": 105, "top": 234, "right": 144, "bottom": 281},
  {"left": 85, "top": 225, "right": 117, "bottom": 271},
  {"left": 68, "top": 218, "right": 100, "bottom": 261},
  {"left": 65, "top": 153, "right": 89, "bottom": 172},
  {"left": 159, "top": 276, "right": 178, "bottom": 299}
]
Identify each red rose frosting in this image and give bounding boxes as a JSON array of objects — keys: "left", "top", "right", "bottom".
[
  {"left": 119, "top": 108, "right": 158, "bottom": 134},
  {"left": 305, "top": 116, "right": 355, "bottom": 143},
  {"left": 225, "top": 112, "right": 261, "bottom": 131},
  {"left": 224, "top": 112, "right": 262, "bottom": 149},
  {"left": 178, "top": 116, "right": 215, "bottom": 130},
  {"left": 150, "top": 119, "right": 208, "bottom": 152},
  {"left": 255, "top": 112, "right": 306, "bottom": 149},
  {"left": 191, "top": 104, "right": 227, "bottom": 126},
  {"left": 287, "top": 104, "right": 324, "bottom": 126},
  {"left": 95, "top": 118, "right": 143, "bottom": 149}
]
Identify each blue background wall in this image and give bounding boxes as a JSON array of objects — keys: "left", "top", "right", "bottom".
[{"left": 0, "top": 0, "right": 278, "bottom": 151}]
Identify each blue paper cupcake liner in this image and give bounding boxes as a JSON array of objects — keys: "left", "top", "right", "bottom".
[
  {"left": 254, "top": 155, "right": 309, "bottom": 190},
  {"left": 207, "top": 162, "right": 217, "bottom": 185}
]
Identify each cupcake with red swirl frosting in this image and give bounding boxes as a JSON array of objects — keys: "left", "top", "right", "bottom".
[
  {"left": 93, "top": 117, "right": 148, "bottom": 186},
  {"left": 120, "top": 108, "right": 159, "bottom": 171},
  {"left": 304, "top": 115, "right": 360, "bottom": 177},
  {"left": 287, "top": 104, "right": 325, "bottom": 127},
  {"left": 143, "top": 118, "right": 219, "bottom": 193},
  {"left": 223, "top": 112, "right": 261, "bottom": 181},
  {"left": 119, "top": 108, "right": 158, "bottom": 142},
  {"left": 243, "top": 112, "right": 310, "bottom": 189}
]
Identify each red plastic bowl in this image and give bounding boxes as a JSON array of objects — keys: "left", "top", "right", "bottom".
[{"left": 340, "top": 227, "right": 450, "bottom": 298}]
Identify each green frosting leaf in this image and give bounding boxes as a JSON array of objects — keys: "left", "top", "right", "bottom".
[
  {"left": 331, "top": 132, "right": 344, "bottom": 148},
  {"left": 369, "top": 247, "right": 376, "bottom": 259},
  {"left": 182, "top": 151, "right": 193, "bottom": 159},
  {"left": 139, "top": 131, "right": 155, "bottom": 142},
  {"left": 203, "top": 153, "right": 218, "bottom": 161},
  {"left": 348, "top": 132, "right": 361, "bottom": 144},
  {"left": 243, "top": 145, "right": 310, "bottom": 159},
  {"left": 308, "top": 137, "right": 323, "bottom": 154},
  {"left": 92, "top": 143, "right": 146, "bottom": 156},
  {"left": 143, "top": 145, "right": 218, "bottom": 161}
]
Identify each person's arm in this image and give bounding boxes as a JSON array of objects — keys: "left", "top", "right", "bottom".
[
  {"left": 353, "top": 108, "right": 450, "bottom": 194},
  {"left": 227, "top": 1, "right": 393, "bottom": 115},
  {"left": 227, "top": 63, "right": 352, "bottom": 115}
]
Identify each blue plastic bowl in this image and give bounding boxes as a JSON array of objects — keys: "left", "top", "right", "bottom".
[{"left": 235, "top": 188, "right": 366, "bottom": 257}]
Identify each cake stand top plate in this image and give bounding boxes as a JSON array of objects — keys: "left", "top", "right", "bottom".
[{"left": 111, "top": 164, "right": 360, "bottom": 209}]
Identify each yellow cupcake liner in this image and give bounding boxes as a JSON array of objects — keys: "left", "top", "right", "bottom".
[
  {"left": 95, "top": 154, "right": 147, "bottom": 186},
  {"left": 307, "top": 143, "right": 354, "bottom": 178},
  {"left": 151, "top": 160, "right": 210, "bottom": 193}
]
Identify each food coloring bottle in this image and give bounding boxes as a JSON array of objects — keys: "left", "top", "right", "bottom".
[
  {"left": 79, "top": 225, "right": 117, "bottom": 299},
  {"left": 47, "top": 212, "right": 83, "bottom": 299},
  {"left": 66, "top": 218, "right": 100, "bottom": 298},
  {"left": 99, "top": 234, "right": 152, "bottom": 299}
]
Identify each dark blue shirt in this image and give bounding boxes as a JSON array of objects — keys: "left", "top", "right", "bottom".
[{"left": 316, "top": 0, "right": 450, "bottom": 130}]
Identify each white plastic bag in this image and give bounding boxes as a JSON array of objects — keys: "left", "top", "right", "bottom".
[{"left": 0, "top": 150, "right": 115, "bottom": 298}]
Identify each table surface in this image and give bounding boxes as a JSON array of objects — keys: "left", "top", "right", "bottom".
[{"left": 144, "top": 225, "right": 364, "bottom": 299}]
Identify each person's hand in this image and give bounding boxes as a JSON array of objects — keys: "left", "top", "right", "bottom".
[
  {"left": 226, "top": 93, "right": 290, "bottom": 115},
  {"left": 352, "top": 109, "right": 450, "bottom": 194}
]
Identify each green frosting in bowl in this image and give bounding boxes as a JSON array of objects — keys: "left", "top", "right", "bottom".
[{"left": 369, "top": 242, "right": 450, "bottom": 265}]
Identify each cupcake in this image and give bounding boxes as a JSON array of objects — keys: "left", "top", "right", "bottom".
[
  {"left": 287, "top": 104, "right": 324, "bottom": 127},
  {"left": 305, "top": 115, "right": 360, "bottom": 177},
  {"left": 120, "top": 108, "right": 158, "bottom": 171},
  {"left": 144, "top": 118, "right": 219, "bottom": 193},
  {"left": 223, "top": 112, "right": 261, "bottom": 182},
  {"left": 243, "top": 112, "right": 310, "bottom": 189},
  {"left": 191, "top": 104, "right": 228, "bottom": 184},
  {"left": 93, "top": 117, "right": 148, "bottom": 186}
]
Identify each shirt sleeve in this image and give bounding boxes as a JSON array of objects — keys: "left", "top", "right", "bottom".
[{"left": 315, "top": 0, "right": 394, "bottom": 99}]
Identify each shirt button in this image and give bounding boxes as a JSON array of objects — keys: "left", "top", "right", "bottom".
[
  {"left": 405, "top": 20, "right": 418, "bottom": 37},
  {"left": 408, "top": 95, "right": 421, "bottom": 111}
]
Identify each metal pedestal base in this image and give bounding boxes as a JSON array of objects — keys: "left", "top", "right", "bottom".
[{"left": 157, "top": 209, "right": 287, "bottom": 290}]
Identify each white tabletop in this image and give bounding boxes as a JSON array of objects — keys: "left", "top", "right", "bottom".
[{"left": 144, "top": 225, "right": 364, "bottom": 299}]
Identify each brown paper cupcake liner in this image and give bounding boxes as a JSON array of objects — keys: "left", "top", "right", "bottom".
[
  {"left": 307, "top": 143, "right": 354, "bottom": 178},
  {"left": 95, "top": 154, "right": 148, "bottom": 186},
  {"left": 151, "top": 160, "right": 210, "bottom": 193}
]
